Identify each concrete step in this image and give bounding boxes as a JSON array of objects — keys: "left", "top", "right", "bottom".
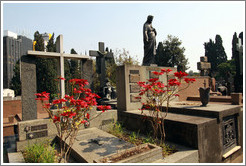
[{"left": 153, "top": 142, "right": 199, "bottom": 163}]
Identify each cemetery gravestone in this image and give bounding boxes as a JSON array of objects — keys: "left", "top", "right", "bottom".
[
  {"left": 116, "top": 64, "right": 177, "bottom": 112},
  {"left": 16, "top": 118, "right": 57, "bottom": 151},
  {"left": 21, "top": 55, "right": 37, "bottom": 121},
  {"left": 197, "top": 56, "right": 211, "bottom": 76},
  {"left": 89, "top": 42, "right": 114, "bottom": 96},
  {"left": 60, "top": 127, "right": 134, "bottom": 163}
]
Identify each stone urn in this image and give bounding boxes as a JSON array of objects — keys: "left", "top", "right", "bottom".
[{"left": 199, "top": 87, "right": 210, "bottom": 106}]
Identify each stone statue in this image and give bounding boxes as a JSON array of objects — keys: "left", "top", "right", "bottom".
[
  {"left": 142, "top": 15, "right": 157, "bottom": 66},
  {"left": 103, "top": 78, "right": 112, "bottom": 100}
]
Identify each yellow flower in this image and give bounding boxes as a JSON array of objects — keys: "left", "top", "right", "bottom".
[{"left": 49, "top": 33, "right": 52, "bottom": 40}]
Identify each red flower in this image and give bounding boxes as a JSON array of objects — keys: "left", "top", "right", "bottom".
[
  {"left": 184, "top": 78, "right": 196, "bottom": 83},
  {"left": 60, "top": 111, "right": 76, "bottom": 118},
  {"left": 161, "top": 68, "right": 172, "bottom": 73},
  {"left": 139, "top": 91, "right": 145, "bottom": 96},
  {"left": 168, "top": 79, "right": 181, "bottom": 86},
  {"left": 81, "top": 120, "right": 88, "bottom": 124},
  {"left": 52, "top": 99, "right": 61, "bottom": 105},
  {"left": 43, "top": 103, "right": 51, "bottom": 109},
  {"left": 135, "top": 96, "right": 141, "bottom": 99},
  {"left": 53, "top": 115, "right": 60, "bottom": 123},
  {"left": 137, "top": 81, "right": 146, "bottom": 87},
  {"left": 174, "top": 71, "right": 188, "bottom": 79},
  {"left": 68, "top": 112, "right": 76, "bottom": 118},
  {"left": 152, "top": 71, "right": 163, "bottom": 76},
  {"left": 86, "top": 113, "right": 90, "bottom": 119},
  {"left": 59, "top": 98, "right": 67, "bottom": 103},
  {"left": 58, "top": 76, "right": 66, "bottom": 80},
  {"left": 97, "top": 105, "right": 111, "bottom": 112},
  {"left": 69, "top": 79, "right": 89, "bottom": 86},
  {"left": 174, "top": 94, "right": 180, "bottom": 97},
  {"left": 35, "top": 91, "right": 50, "bottom": 101},
  {"left": 73, "top": 88, "right": 82, "bottom": 94},
  {"left": 148, "top": 78, "right": 159, "bottom": 82}
]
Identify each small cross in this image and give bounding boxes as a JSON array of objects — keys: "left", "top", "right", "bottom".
[
  {"left": 89, "top": 42, "right": 114, "bottom": 89},
  {"left": 203, "top": 80, "right": 206, "bottom": 88}
]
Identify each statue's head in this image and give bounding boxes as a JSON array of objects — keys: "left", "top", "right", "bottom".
[{"left": 147, "top": 15, "right": 154, "bottom": 23}]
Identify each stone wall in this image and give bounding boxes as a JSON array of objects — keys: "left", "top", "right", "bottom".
[
  {"left": 3, "top": 99, "right": 48, "bottom": 119},
  {"left": 178, "top": 76, "right": 210, "bottom": 101}
]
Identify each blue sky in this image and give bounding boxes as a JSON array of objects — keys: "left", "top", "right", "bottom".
[{"left": 2, "top": 1, "right": 245, "bottom": 72}]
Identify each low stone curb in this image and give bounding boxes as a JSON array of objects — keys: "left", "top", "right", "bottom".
[{"left": 8, "top": 152, "right": 25, "bottom": 163}]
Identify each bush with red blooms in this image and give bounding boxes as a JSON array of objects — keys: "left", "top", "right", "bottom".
[
  {"left": 35, "top": 77, "right": 111, "bottom": 163},
  {"left": 137, "top": 69, "right": 195, "bottom": 144}
]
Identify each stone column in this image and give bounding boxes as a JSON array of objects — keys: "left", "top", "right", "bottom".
[
  {"left": 98, "top": 42, "right": 106, "bottom": 90},
  {"left": 21, "top": 55, "right": 37, "bottom": 121},
  {"left": 56, "top": 35, "right": 65, "bottom": 98}
]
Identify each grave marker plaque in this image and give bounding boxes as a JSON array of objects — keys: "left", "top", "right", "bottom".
[
  {"left": 130, "top": 70, "right": 140, "bottom": 74},
  {"left": 129, "top": 74, "right": 140, "bottom": 83},
  {"left": 130, "top": 84, "right": 140, "bottom": 93},
  {"left": 27, "top": 130, "right": 48, "bottom": 139},
  {"left": 31, "top": 124, "right": 48, "bottom": 131}
]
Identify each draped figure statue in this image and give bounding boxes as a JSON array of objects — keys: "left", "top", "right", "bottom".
[{"left": 142, "top": 15, "right": 157, "bottom": 66}]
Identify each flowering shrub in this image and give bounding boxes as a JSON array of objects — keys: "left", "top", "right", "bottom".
[
  {"left": 137, "top": 69, "right": 195, "bottom": 144},
  {"left": 35, "top": 78, "right": 111, "bottom": 163}
]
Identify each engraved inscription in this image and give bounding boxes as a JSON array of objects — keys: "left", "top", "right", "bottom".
[
  {"left": 222, "top": 116, "right": 238, "bottom": 153},
  {"left": 130, "top": 95, "right": 141, "bottom": 102},
  {"left": 31, "top": 124, "right": 48, "bottom": 131},
  {"left": 129, "top": 74, "right": 140, "bottom": 83},
  {"left": 130, "top": 70, "right": 139, "bottom": 74},
  {"left": 101, "top": 119, "right": 115, "bottom": 125},
  {"left": 149, "top": 71, "right": 159, "bottom": 79},
  {"left": 130, "top": 84, "right": 140, "bottom": 93},
  {"left": 26, "top": 130, "right": 48, "bottom": 139}
]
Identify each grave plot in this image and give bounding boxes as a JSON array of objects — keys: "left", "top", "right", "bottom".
[
  {"left": 116, "top": 64, "right": 243, "bottom": 163},
  {"left": 58, "top": 127, "right": 135, "bottom": 163}
]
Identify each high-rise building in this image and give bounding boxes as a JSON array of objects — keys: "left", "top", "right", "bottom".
[{"left": 3, "top": 30, "right": 33, "bottom": 88}]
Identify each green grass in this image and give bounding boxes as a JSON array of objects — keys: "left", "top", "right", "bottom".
[
  {"left": 23, "top": 140, "right": 57, "bottom": 163},
  {"left": 160, "top": 143, "right": 178, "bottom": 157},
  {"left": 107, "top": 121, "right": 178, "bottom": 157}
]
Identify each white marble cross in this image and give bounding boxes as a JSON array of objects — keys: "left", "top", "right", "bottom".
[{"left": 27, "top": 35, "right": 90, "bottom": 98}]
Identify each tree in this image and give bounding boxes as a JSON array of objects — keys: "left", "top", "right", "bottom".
[
  {"left": 10, "top": 60, "right": 21, "bottom": 96},
  {"left": 114, "top": 49, "right": 139, "bottom": 66},
  {"left": 231, "top": 32, "right": 238, "bottom": 59},
  {"left": 34, "top": 31, "right": 44, "bottom": 51},
  {"left": 70, "top": 48, "right": 81, "bottom": 79},
  {"left": 35, "top": 31, "right": 58, "bottom": 99},
  {"left": 204, "top": 34, "right": 227, "bottom": 76},
  {"left": 107, "top": 49, "right": 139, "bottom": 87},
  {"left": 155, "top": 35, "right": 189, "bottom": 72},
  {"left": 217, "top": 59, "right": 236, "bottom": 81}
]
